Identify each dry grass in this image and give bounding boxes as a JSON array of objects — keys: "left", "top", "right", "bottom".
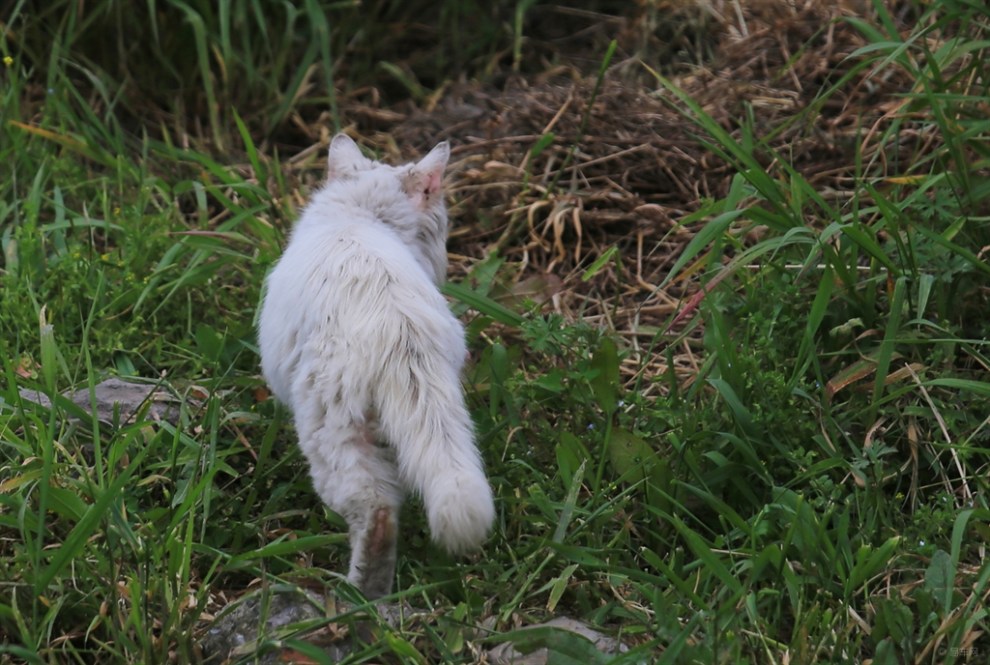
[{"left": 279, "top": 0, "right": 948, "bottom": 392}]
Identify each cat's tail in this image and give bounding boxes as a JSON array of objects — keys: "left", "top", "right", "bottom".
[{"left": 372, "top": 310, "right": 495, "bottom": 555}]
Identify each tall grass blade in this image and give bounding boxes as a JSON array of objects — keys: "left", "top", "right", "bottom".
[{"left": 35, "top": 440, "right": 150, "bottom": 591}]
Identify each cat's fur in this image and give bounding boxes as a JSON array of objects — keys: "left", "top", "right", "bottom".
[{"left": 258, "top": 134, "right": 495, "bottom": 598}]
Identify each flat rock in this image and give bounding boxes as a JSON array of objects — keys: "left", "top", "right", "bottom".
[
  {"left": 200, "top": 587, "right": 629, "bottom": 664},
  {"left": 486, "top": 615, "right": 629, "bottom": 664},
  {"left": 200, "top": 588, "right": 411, "bottom": 664},
  {"left": 15, "top": 377, "right": 183, "bottom": 426}
]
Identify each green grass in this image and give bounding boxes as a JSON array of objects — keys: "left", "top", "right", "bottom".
[{"left": 2, "top": 1, "right": 990, "bottom": 663}]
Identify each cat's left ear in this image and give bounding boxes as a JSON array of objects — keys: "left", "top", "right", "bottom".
[
  {"left": 403, "top": 141, "right": 450, "bottom": 210},
  {"left": 327, "top": 133, "right": 370, "bottom": 180}
]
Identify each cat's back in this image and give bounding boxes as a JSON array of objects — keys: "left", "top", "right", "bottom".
[
  {"left": 258, "top": 194, "right": 443, "bottom": 402},
  {"left": 272, "top": 201, "right": 431, "bottom": 299},
  {"left": 259, "top": 134, "right": 455, "bottom": 405}
]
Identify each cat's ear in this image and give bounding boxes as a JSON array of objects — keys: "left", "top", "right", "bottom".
[
  {"left": 327, "top": 133, "right": 369, "bottom": 180},
  {"left": 403, "top": 141, "right": 450, "bottom": 210}
]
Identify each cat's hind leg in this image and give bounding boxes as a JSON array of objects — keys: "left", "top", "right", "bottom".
[{"left": 296, "top": 408, "right": 403, "bottom": 599}]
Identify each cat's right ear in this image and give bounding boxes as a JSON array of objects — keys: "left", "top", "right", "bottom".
[{"left": 327, "top": 134, "right": 368, "bottom": 180}]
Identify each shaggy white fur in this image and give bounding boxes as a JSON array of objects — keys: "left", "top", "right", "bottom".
[{"left": 258, "top": 134, "right": 494, "bottom": 598}]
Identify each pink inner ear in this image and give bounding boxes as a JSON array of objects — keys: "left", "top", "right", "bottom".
[
  {"left": 423, "top": 166, "right": 443, "bottom": 196},
  {"left": 406, "top": 163, "right": 445, "bottom": 209}
]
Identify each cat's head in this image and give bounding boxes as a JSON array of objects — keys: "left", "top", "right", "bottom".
[
  {"left": 322, "top": 133, "right": 451, "bottom": 283},
  {"left": 326, "top": 133, "right": 449, "bottom": 213}
]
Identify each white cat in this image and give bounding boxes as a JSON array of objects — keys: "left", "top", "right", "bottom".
[{"left": 257, "top": 134, "right": 495, "bottom": 598}]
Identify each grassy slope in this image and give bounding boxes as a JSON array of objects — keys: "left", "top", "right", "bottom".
[{"left": 1, "top": 1, "right": 989, "bottom": 663}]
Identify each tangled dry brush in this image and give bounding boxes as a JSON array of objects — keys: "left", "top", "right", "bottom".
[{"left": 306, "top": 1, "right": 967, "bottom": 387}]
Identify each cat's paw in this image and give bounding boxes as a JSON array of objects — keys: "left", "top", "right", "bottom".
[{"left": 425, "top": 472, "right": 495, "bottom": 554}]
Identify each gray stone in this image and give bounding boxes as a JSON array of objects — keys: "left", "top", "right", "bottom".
[
  {"left": 16, "top": 377, "right": 184, "bottom": 426},
  {"left": 486, "top": 616, "right": 630, "bottom": 664},
  {"left": 199, "top": 588, "right": 402, "bottom": 664},
  {"left": 199, "top": 587, "right": 629, "bottom": 664}
]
